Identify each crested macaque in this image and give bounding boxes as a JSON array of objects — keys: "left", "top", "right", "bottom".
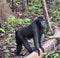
[{"left": 15, "top": 16, "right": 46, "bottom": 56}]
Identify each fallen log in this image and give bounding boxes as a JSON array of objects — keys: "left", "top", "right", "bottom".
[
  {"left": 48, "top": 26, "right": 60, "bottom": 39},
  {"left": 26, "top": 49, "right": 43, "bottom": 58},
  {"left": 26, "top": 39, "right": 57, "bottom": 58}
]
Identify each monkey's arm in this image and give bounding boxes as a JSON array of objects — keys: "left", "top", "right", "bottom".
[{"left": 32, "top": 22, "right": 40, "bottom": 56}]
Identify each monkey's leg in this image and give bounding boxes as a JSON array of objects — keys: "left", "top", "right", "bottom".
[
  {"left": 15, "top": 32, "right": 23, "bottom": 56},
  {"left": 38, "top": 32, "right": 44, "bottom": 52},
  {"left": 16, "top": 41, "right": 22, "bottom": 56},
  {"left": 39, "top": 39, "right": 44, "bottom": 52},
  {"left": 20, "top": 35, "right": 33, "bottom": 53}
]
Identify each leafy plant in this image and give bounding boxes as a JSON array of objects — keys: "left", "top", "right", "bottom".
[
  {"left": 52, "top": 7, "right": 58, "bottom": 16},
  {"left": 0, "top": 28, "right": 5, "bottom": 32},
  {"left": 5, "top": 34, "right": 14, "bottom": 44},
  {"left": 56, "top": 14, "right": 60, "bottom": 20},
  {"left": 15, "top": 0, "right": 22, "bottom": 4},
  {"left": 43, "top": 51, "right": 60, "bottom": 58},
  {"left": 24, "top": 18, "right": 31, "bottom": 23},
  {"left": 5, "top": 51, "right": 11, "bottom": 58},
  {"left": 7, "top": 24, "right": 15, "bottom": 32},
  {"left": 17, "top": 18, "right": 24, "bottom": 25},
  {"left": 53, "top": 0, "right": 60, "bottom": 3},
  {"left": 38, "top": 8, "right": 43, "bottom": 13},
  {"left": 29, "top": 5, "right": 36, "bottom": 11},
  {"left": 42, "top": 51, "right": 54, "bottom": 56},
  {"left": 25, "top": 52, "right": 30, "bottom": 56},
  {"left": 53, "top": 53, "right": 60, "bottom": 58},
  {"left": 47, "top": 31, "right": 52, "bottom": 35},
  {"left": 41, "top": 34, "right": 45, "bottom": 39},
  {"left": 7, "top": 16, "right": 24, "bottom": 32},
  {"left": 7, "top": 16, "right": 16, "bottom": 24},
  {"left": 35, "top": 0, "right": 40, "bottom": 4}
]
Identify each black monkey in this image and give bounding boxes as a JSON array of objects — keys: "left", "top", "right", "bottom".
[{"left": 15, "top": 16, "right": 46, "bottom": 56}]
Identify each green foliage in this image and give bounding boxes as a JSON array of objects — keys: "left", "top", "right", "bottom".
[
  {"left": 29, "top": 5, "right": 43, "bottom": 11},
  {"left": 38, "top": 8, "right": 43, "bottom": 13},
  {"left": 56, "top": 14, "right": 60, "bottom": 20},
  {"left": 28, "top": 0, "right": 43, "bottom": 14},
  {"left": 53, "top": 53, "right": 60, "bottom": 58},
  {"left": 7, "top": 16, "right": 31, "bottom": 25},
  {"left": 7, "top": 16, "right": 31, "bottom": 32},
  {"left": 7, "top": 24, "right": 15, "bottom": 32},
  {"left": 7, "top": 16, "right": 16, "bottom": 24},
  {"left": 17, "top": 18, "right": 24, "bottom": 25},
  {"left": 43, "top": 51, "right": 60, "bottom": 58},
  {"left": 29, "top": 5, "right": 36, "bottom": 11},
  {"left": 7, "top": 0, "right": 11, "bottom": 3},
  {"left": 52, "top": 8, "right": 58, "bottom": 16},
  {"left": 15, "top": 0, "right": 22, "bottom": 4},
  {"left": 50, "top": 22, "right": 54, "bottom": 25},
  {"left": 47, "top": 31, "right": 52, "bottom": 35},
  {"left": 49, "top": 53, "right": 60, "bottom": 58},
  {"left": 0, "top": 28, "right": 5, "bottom": 32},
  {"left": 5, "top": 34, "right": 14, "bottom": 44},
  {"left": 7, "top": 16, "right": 24, "bottom": 25},
  {"left": 5, "top": 51, "right": 11, "bottom": 58},
  {"left": 53, "top": 0, "right": 60, "bottom": 3},
  {"left": 35, "top": 0, "right": 40, "bottom": 4},
  {"left": 42, "top": 51, "right": 55, "bottom": 56},
  {"left": 41, "top": 34, "right": 45, "bottom": 39},
  {"left": 25, "top": 52, "right": 30, "bottom": 56},
  {"left": 24, "top": 18, "right": 31, "bottom": 23}
]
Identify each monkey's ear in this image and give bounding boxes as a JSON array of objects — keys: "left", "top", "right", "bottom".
[
  {"left": 38, "top": 16, "right": 43, "bottom": 19},
  {"left": 26, "top": 48, "right": 43, "bottom": 58}
]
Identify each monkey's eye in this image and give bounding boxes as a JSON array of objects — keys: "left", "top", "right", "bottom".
[{"left": 40, "top": 21, "right": 46, "bottom": 27}]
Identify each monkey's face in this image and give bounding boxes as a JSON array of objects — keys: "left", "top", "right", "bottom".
[
  {"left": 36, "top": 16, "right": 46, "bottom": 28},
  {"left": 40, "top": 20, "right": 46, "bottom": 28}
]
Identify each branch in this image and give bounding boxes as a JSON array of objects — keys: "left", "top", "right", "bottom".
[
  {"left": 48, "top": 26, "right": 60, "bottom": 39},
  {"left": 41, "top": 0, "right": 53, "bottom": 33}
]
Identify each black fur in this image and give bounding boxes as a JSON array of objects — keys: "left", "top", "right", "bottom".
[{"left": 15, "top": 16, "right": 46, "bottom": 56}]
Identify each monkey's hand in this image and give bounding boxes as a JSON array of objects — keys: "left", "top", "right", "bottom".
[{"left": 34, "top": 48, "right": 40, "bottom": 56}]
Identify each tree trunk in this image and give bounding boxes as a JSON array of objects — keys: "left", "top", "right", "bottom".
[{"left": 0, "top": 0, "right": 13, "bottom": 20}]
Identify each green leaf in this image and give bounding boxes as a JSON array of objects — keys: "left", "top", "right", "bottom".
[
  {"left": 50, "top": 22, "right": 54, "bottom": 25},
  {"left": 24, "top": 18, "right": 31, "bottom": 23},
  {"left": 10, "top": 27, "right": 15, "bottom": 32},
  {"left": 7, "top": 16, "right": 16, "bottom": 24},
  {"left": 29, "top": 5, "right": 36, "bottom": 10},
  {"left": 38, "top": 8, "right": 43, "bottom": 12},
  {"left": 17, "top": 18, "right": 24, "bottom": 25},
  {"left": 47, "top": 31, "right": 52, "bottom": 35},
  {"left": 41, "top": 34, "right": 45, "bottom": 39},
  {"left": 42, "top": 52, "right": 48, "bottom": 56},
  {"left": 7, "top": 24, "right": 11, "bottom": 29},
  {"left": 0, "top": 28, "right": 5, "bottom": 32},
  {"left": 56, "top": 14, "right": 60, "bottom": 20},
  {"left": 25, "top": 52, "right": 30, "bottom": 56},
  {"left": 35, "top": 0, "right": 40, "bottom": 3},
  {"left": 5, "top": 51, "right": 11, "bottom": 58},
  {"left": 7, "top": 24, "right": 14, "bottom": 32},
  {"left": 11, "top": 16, "right": 16, "bottom": 20},
  {"left": 54, "top": 53, "right": 59, "bottom": 58},
  {"left": 7, "top": 19, "right": 12, "bottom": 23}
]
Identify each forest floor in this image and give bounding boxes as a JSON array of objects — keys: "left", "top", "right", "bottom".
[
  {"left": 0, "top": 1, "right": 60, "bottom": 58},
  {"left": 0, "top": 33, "right": 35, "bottom": 58}
]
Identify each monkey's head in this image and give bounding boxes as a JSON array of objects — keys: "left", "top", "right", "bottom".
[{"left": 36, "top": 16, "right": 46, "bottom": 28}]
